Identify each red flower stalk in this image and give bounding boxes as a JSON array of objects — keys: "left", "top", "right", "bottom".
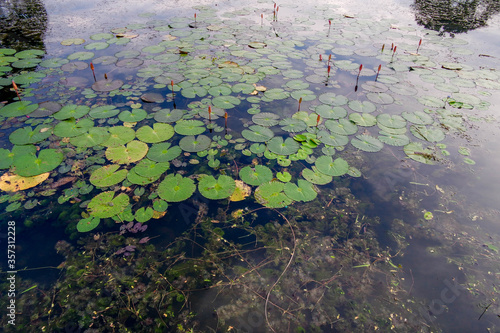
[
  {"left": 298, "top": 97, "right": 302, "bottom": 111},
  {"left": 391, "top": 43, "right": 394, "bottom": 51},
  {"left": 90, "top": 62, "right": 96, "bottom": 82},
  {"left": 208, "top": 106, "right": 212, "bottom": 121},
  {"left": 12, "top": 80, "right": 21, "bottom": 101},
  {"left": 316, "top": 115, "right": 321, "bottom": 127},
  {"left": 319, "top": 54, "right": 322, "bottom": 61},
  {"left": 393, "top": 46, "right": 397, "bottom": 54},
  {"left": 194, "top": 13, "right": 197, "bottom": 23},
  {"left": 224, "top": 112, "right": 228, "bottom": 128},
  {"left": 381, "top": 44, "right": 385, "bottom": 53},
  {"left": 358, "top": 64, "right": 363, "bottom": 76},
  {"left": 327, "top": 65, "right": 331, "bottom": 76},
  {"left": 417, "top": 39, "right": 422, "bottom": 53},
  {"left": 375, "top": 64, "right": 381, "bottom": 81}
]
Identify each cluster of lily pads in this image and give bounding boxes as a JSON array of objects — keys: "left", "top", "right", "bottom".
[{"left": 0, "top": 4, "right": 496, "bottom": 232}]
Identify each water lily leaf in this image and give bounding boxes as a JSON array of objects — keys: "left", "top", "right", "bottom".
[
  {"left": 229, "top": 180, "right": 251, "bottom": 201},
  {"left": 252, "top": 112, "right": 280, "bottom": 127},
  {"left": 179, "top": 135, "right": 211, "bottom": 152},
  {"left": 315, "top": 156, "right": 349, "bottom": 176},
  {"left": 11, "top": 58, "right": 42, "bottom": 68},
  {"left": 319, "top": 93, "right": 348, "bottom": 106},
  {"left": 76, "top": 217, "right": 101, "bottom": 232},
  {"left": 133, "top": 159, "right": 169, "bottom": 178},
  {"left": 276, "top": 171, "right": 292, "bottom": 182},
  {"left": 181, "top": 86, "right": 208, "bottom": 98},
  {"left": 248, "top": 42, "right": 267, "bottom": 49},
  {"left": 292, "top": 111, "right": 320, "bottom": 126},
  {"left": 208, "top": 85, "right": 232, "bottom": 96},
  {"left": 302, "top": 167, "right": 332, "bottom": 185},
  {"left": 89, "top": 105, "right": 120, "bottom": 118},
  {"left": 13, "top": 149, "right": 63, "bottom": 177},
  {"left": 212, "top": 95, "right": 241, "bottom": 109},
  {"left": 378, "top": 133, "right": 410, "bottom": 146},
  {"left": 348, "top": 100, "right": 376, "bottom": 113},
  {"left": 401, "top": 111, "right": 434, "bottom": 125},
  {"left": 231, "top": 83, "right": 255, "bottom": 94},
  {"left": 100, "top": 126, "right": 135, "bottom": 147},
  {"left": 116, "top": 58, "right": 144, "bottom": 68},
  {"left": 198, "top": 174, "right": 236, "bottom": 200},
  {"left": 118, "top": 108, "right": 147, "bottom": 122},
  {"left": 90, "top": 33, "right": 114, "bottom": 40},
  {"left": 279, "top": 118, "right": 307, "bottom": 132},
  {"left": 0, "top": 172, "right": 49, "bottom": 192},
  {"left": 239, "top": 165, "right": 273, "bottom": 186},
  {"left": 174, "top": 120, "right": 205, "bottom": 135},
  {"left": 366, "top": 92, "right": 394, "bottom": 104},
  {"left": 153, "top": 199, "right": 169, "bottom": 212},
  {"left": 157, "top": 174, "right": 196, "bottom": 202},
  {"left": 376, "top": 114, "right": 407, "bottom": 128},
  {"left": 268, "top": 137, "right": 300, "bottom": 155},
  {"left": 29, "top": 101, "right": 61, "bottom": 117},
  {"left": 61, "top": 38, "right": 85, "bottom": 45},
  {"left": 127, "top": 168, "right": 161, "bottom": 185},
  {"left": 410, "top": 125, "right": 445, "bottom": 142},
  {"left": 92, "top": 79, "right": 124, "bottom": 92},
  {"left": 85, "top": 42, "right": 109, "bottom": 50},
  {"left": 0, "top": 101, "right": 38, "bottom": 117},
  {"left": 54, "top": 118, "right": 94, "bottom": 137},
  {"left": 13, "top": 72, "right": 46, "bottom": 85},
  {"left": 87, "top": 191, "right": 129, "bottom": 218},
  {"left": 67, "top": 51, "right": 94, "bottom": 61},
  {"left": 242, "top": 125, "right": 274, "bottom": 142},
  {"left": 70, "top": 127, "right": 110, "bottom": 147},
  {"left": 263, "top": 88, "right": 289, "bottom": 101},
  {"left": 147, "top": 143, "right": 182, "bottom": 162},
  {"left": 315, "top": 105, "right": 347, "bottom": 119},
  {"left": 351, "top": 134, "right": 384, "bottom": 152},
  {"left": 325, "top": 119, "right": 358, "bottom": 136},
  {"left": 284, "top": 179, "right": 317, "bottom": 202},
  {"left": 255, "top": 181, "right": 292, "bottom": 208},
  {"left": 291, "top": 89, "right": 316, "bottom": 101},
  {"left": 90, "top": 164, "right": 128, "bottom": 187},
  {"left": 317, "top": 130, "right": 349, "bottom": 147},
  {"left": 9, "top": 125, "right": 52, "bottom": 145},
  {"left": 404, "top": 142, "right": 437, "bottom": 164},
  {"left": 349, "top": 113, "right": 377, "bottom": 127},
  {"left": 106, "top": 140, "right": 148, "bottom": 164},
  {"left": 135, "top": 207, "right": 154, "bottom": 223},
  {"left": 136, "top": 123, "right": 174, "bottom": 143},
  {"left": 418, "top": 95, "right": 445, "bottom": 108},
  {"left": 154, "top": 109, "right": 184, "bottom": 123}
]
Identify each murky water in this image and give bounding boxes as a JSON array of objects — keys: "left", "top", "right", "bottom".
[{"left": 1, "top": 0, "right": 499, "bottom": 332}]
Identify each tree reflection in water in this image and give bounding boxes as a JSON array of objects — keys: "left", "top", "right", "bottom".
[{"left": 0, "top": 0, "right": 47, "bottom": 49}]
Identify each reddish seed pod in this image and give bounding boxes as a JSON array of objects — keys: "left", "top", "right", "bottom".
[
  {"left": 393, "top": 46, "right": 397, "bottom": 54},
  {"left": 327, "top": 65, "right": 331, "bottom": 74},
  {"left": 359, "top": 64, "right": 363, "bottom": 72},
  {"left": 316, "top": 115, "right": 321, "bottom": 126},
  {"left": 319, "top": 54, "right": 322, "bottom": 61},
  {"left": 378, "top": 64, "right": 382, "bottom": 72},
  {"left": 224, "top": 112, "right": 228, "bottom": 119},
  {"left": 90, "top": 63, "right": 95, "bottom": 71},
  {"left": 381, "top": 44, "right": 385, "bottom": 53}
]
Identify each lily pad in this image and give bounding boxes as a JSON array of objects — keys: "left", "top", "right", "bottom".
[
  {"left": 9, "top": 125, "right": 52, "bottom": 145},
  {"left": 279, "top": 118, "right": 307, "bottom": 132},
  {"left": 157, "top": 174, "right": 196, "bottom": 202},
  {"left": 212, "top": 95, "right": 241, "bottom": 109},
  {"left": 315, "top": 156, "right": 349, "bottom": 176},
  {"left": 0, "top": 101, "right": 38, "bottom": 117},
  {"left": 349, "top": 113, "right": 377, "bottom": 127},
  {"left": 87, "top": 191, "right": 129, "bottom": 218},
  {"left": 90, "top": 164, "right": 128, "bottom": 187},
  {"left": 410, "top": 125, "right": 445, "bottom": 142},
  {"left": 315, "top": 105, "right": 347, "bottom": 119},
  {"left": 239, "top": 165, "right": 273, "bottom": 186},
  {"left": 89, "top": 105, "right": 120, "bottom": 119},
  {"left": 70, "top": 127, "right": 110, "bottom": 147},
  {"left": 252, "top": 112, "right": 280, "bottom": 127},
  {"left": 106, "top": 140, "right": 148, "bottom": 164},
  {"left": 242, "top": 125, "right": 274, "bottom": 142},
  {"left": 351, "top": 134, "right": 384, "bottom": 152},
  {"left": 267, "top": 137, "right": 300, "bottom": 155},
  {"left": 13, "top": 149, "right": 63, "bottom": 177},
  {"left": 133, "top": 159, "right": 169, "bottom": 178},
  {"left": 302, "top": 167, "right": 333, "bottom": 185},
  {"left": 118, "top": 108, "right": 147, "bottom": 122},
  {"left": 284, "top": 179, "right": 317, "bottom": 202},
  {"left": 317, "top": 130, "right": 349, "bottom": 147},
  {"left": 255, "top": 181, "right": 292, "bottom": 208},
  {"left": 0, "top": 172, "right": 50, "bottom": 192},
  {"left": 54, "top": 118, "right": 94, "bottom": 138},
  {"left": 154, "top": 109, "right": 184, "bottom": 123},
  {"left": 404, "top": 142, "right": 437, "bottom": 164},
  {"left": 92, "top": 79, "right": 124, "bottom": 92},
  {"left": 198, "top": 174, "right": 236, "bottom": 200},
  {"left": 174, "top": 120, "right": 205, "bottom": 135},
  {"left": 76, "top": 217, "right": 101, "bottom": 232},
  {"left": 136, "top": 123, "right": 174, "bottom": 143},
  {"left": 179, "top": 135, "right": 211, "bottom": 152},
  {"left": 325, "top": 119, "right": 358, "bottom": 136}
]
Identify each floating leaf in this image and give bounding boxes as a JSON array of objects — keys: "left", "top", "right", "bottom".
[
  {"left": 90, "top": 164, "right": 128, "bottom": 187},
  {"left": 351, "top": 135, "right": 384, "bottom": 152},
  {"left": 252, "top": 112, "right": 280, "bottom": 127},
  {"left": 242, "top": 125, "right": 274, "bottom": 142},
  {"left": 92, "top": 79, "right": 124, "bottom": 92},
  {"left": 325, "top": 119, "right": 358, "bottom": 136},
  {"left": 0, "top": 101, "right": 38, "bottom": 117},
  {"left": 212, "top": 95, "right": 241, "bottom": 109},
  {"left": 376, "top": 114, "right": 407, "bottom": 128},
  {"left": 302, "top": 167, "right": 332, "bottom": 185},
  {"left": 147, "top": 143, "right": 182, "bottom": 162},
  {"left": 76, "top": 217, "right": 101, "bottom": 232},
  {"left": 61, "top": 38, "right": 85, "bottom": 45},
  {"left": 154, "top": 109, "right": 184, "bottom": 123},
  {"left": 179, "top": 135, "right": 211, "bottom": 152},
  {"left": 404, "top": 142, "right": 437, "bottom": 164},
  {"left": 378, "top": 133, "right": 410, "bottom": 146},
  {"left": 239, "top": 165, "right": 273, "bottom": 186},
  {"left": 229, "top": 180, "right": 251, "bottom": 202},
  {"left": 157, "top": 174, "right": 196, "bottom": 202},
  {"left": 136, "top": 123, "right": 174, "bottom": 143},
  {"left": 410, "top": 125, "right": 445, "bottom": 142},
  {"left": 54, "top": 118, "right": 94, "bottom": 138},
  {"left": 0, "top": 172, "right": 49, "bottom": 192},
  {"left": 181, "top": 86, "right": 208, "bottom": 98},
  {"left": 9, "top": 125, "right": 52, "bottom": 145},
  {"left": 315, "top": 156, "right": 349, "bottom": 176},
  {"left": 106, "top": 140, "right": 148, "bottom": 164},
  {"left": 174, "top": 120, "right": 205, "bottom": 135},
  {"left": 348, "top": 100, "right": 376, "bottom": 113},
  {"left": 349, "top": 113, "right": 377, "bottom": 127},
  {"left": 133, "top": 159, "right": 169, "bottom": 178},
  {"left": 118, "top": 109, "right": 147, "bottom": 122},
  {"left": 284, "top": 179, "right": 317, "bottom": 202},
  {"left": 127, "top": 169, "right": 161, "bottom": 185},
  {"left": 255, "top": 181, "right": 292, "bottom": 208},
  {"left": 317, "top": 130, "right": 349, "bottom": 147},
  {"left": 319, "top": 93, "right": 348, "bottom": 106},
  {"left": 89, "top": 105, "right": 120, "bottom": 118},
  {"left": 315, "top": 105, "right": 347, "bottom": 119},
  {"left": 401, "top": 111, "right": 433, "bottom": 125},
  {"left": 267, "top": 137, "right": 300, "bottom": 155},
  {"left": 67, "top": 51, "right": 94, "bottom": 61},
  {"left": 276, "top": 171, "right": 292, "bottom": 182},
  {"left": 198, "top": 174, "right": 236, "bottom": 200},
  {"left": 13, "top": 149, "right": 63, "bottom": 177},
  {"left": 70, "top": 127, "right": 110, "bottom": 147},
  {"left": 366, "top": 92, "right": 394, "bottom": 104},
  {"left": 135, "top": 207, "right": 154, "bottom": 223},
  {"left": 88, "top": 191, "right": 129, "bottom": 218},
  {"left": 279, "top": 118, "right": 307, "bottom": 132}
]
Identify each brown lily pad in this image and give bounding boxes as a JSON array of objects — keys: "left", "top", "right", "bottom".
[{"left": 92, "top": 79, "right": 124, "bottom": 92}]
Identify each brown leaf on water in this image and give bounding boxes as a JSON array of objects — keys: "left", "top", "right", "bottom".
[{"left": 50, "top": 177, "right": 77, "bottom": 189}]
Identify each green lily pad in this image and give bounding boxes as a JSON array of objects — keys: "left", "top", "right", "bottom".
[
  {"left": 136, "top": 123, "right": 174, "bottom": 143},
  {"left": 401, "top": 111, "right": 434, "bottom": 125},
  {"left": 410, "top": 125, "right": 445, "bottom": 142},
  {"left": 157, "top": 174, "right": 196, "bottom": 202},
  {"left": 279, "top": 118, "right": 307, "bottom": 132},
  {"left": 76, "top": 217, "right": 101, "bottom": 232},
  {"left": 179, "top": 135, "right": 211, "bottom": 152},
  {"left": 378, "top": 133, "right": 410, "bottom": 146},
  {"left": 198, "top": 174, "right": 236, "bottom": 200},
  {"left": 302, "top": 167, "right": 332, "bottom": 185},
  {"left": 133, "top": 159, "right": 169, "bottom": 178},
  {"left": 9, "top": 125, "right": 52, "bottom": 145},
  {"left": 87, "top": 191, "right": 129, "bottom": 218},
  {"left": 118, "top": 108, "right": 147, "bottom": 122},
  {"left": 39, "top": 58, "right": 69, "bottom": 68},
  {"left": 242, "top": 125, "right": 274, "bottom": 142},
  {"left": 315, "top": 105, "right": 347, "bottom": 119},
  {"left": 116, "top": 58, "right": 144, "bottom": 68},
  {"left": 276, "top": 171, "right": 292, "bottom": 182},
  {"left": 317, "top": 130, "right": 349, "bottom": 147},
  {"left": 404, "top": 142, "right": 438, "bottom": 164},
  {"left": 127, "top": 168, "right": 161, "bottom": 185},
  {"left": 54, "top": 118, "right": 94, "bottom": 138},
  {"left": 153, "top": 200, "right": 169, "bottom": 212},
  {"left": 89, "top": 105, "right": 120, "bottom": 119},
  {"left": 90, "top": 164, "right": 128, "bottom": 187},
  {"left": 53, "top": 105, "right": 90, "bottom": 120},
  {"left": 92, "top": 79, "right": 124, "bottom": 92},
  {"left": 348, "top": 100, "right": 377, "bottom": 113},
  {"left": 319, "top": 93, "right": 348, "bottom": 106},
  {"left": 13, "top": 72, "right": 46, "bottom": 85},
  {"left": 252, "top": 112, "right": 280, "bottom": 127},
  {"left": 70, "top": 127, "right": 110, "bottom": 147},
  {"left": 154, "top": 109, "right": 184, "bottom": 123},
  {"left": 239, "top": 165, "right": 273, "bottom": 186},
  {"left": 105, "top": 140, "right": 148, "bottom": 164},
  {"left": 351, "top": 134, "right": 384, "bottom": 152},
  {"left": 284, "top": 179, "right": 317, "bottom": 202},
  {"left": 376, "top": 114, "right": 407, "bottom": 128},
  {"left": 61, "top": 38, "right": 85, "bottom": 46},
  {"left": 11, "top": 58, "right": 42, "bottom": 68},
  {"left": 67, "top": 51, "right": 95, "bottom": 61},
  {"left": 255, "top": 181, "right": 292, "bottom": 208},
  {"left": 13, "top": 149, "right": 63, "bottom": 177},
  {"left": 263, "top": 88, "right": 290, "bottom": 101},
  {"left": 367, "top": 92, "right": 394, "bottom": 104},
  {"left": 174, "top": 120, "right": 205, "bottom": 135},
  {"left": 315, "top": 156, "right": 349, "bottom": 176},
  {"left": 147, "top": 143, "right": 182, "bottom": 162},
  {"left": 267, "top": 137, "right": 300, "bottom": 155},
  {"left": 181, "top": 86, "right": 208, "bottom": 98},
  {"left": 212, "top": 95, "right": 241, "bottom": 109},
  {"left": 349, "top": 113, "right": 377, "bottom": 127},
  {"left": 135, "top": 207, "right": 154, "bottom": 223},
  {"left": 0, "top": 101, "right": 38, "bottom": 117},
  {"left": 325, "top": 119, "right": 358, "bottom": 136}
]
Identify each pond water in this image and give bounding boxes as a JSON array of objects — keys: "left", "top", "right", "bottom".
[{"left": 1, "top": 0, "right": 500, "bottom": 332}]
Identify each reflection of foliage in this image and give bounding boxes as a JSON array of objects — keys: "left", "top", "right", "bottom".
[
  {"left": 413, "top": 0, "right": 500, "bottom": 33},
  {"left": 0, "top": 0, "right": 47, "bottom": 49}
]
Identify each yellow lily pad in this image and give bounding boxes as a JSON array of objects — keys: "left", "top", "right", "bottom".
[
  {"left": 229, "top": 180, "right": 251, "bottom": 202},
  {"left": 0, "top": 172, "right": 49, "bottom": 192}
]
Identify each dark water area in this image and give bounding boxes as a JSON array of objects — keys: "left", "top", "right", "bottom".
[{"left": 1, "top": 0, "right": 500, "bottom": 332}]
